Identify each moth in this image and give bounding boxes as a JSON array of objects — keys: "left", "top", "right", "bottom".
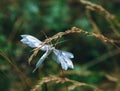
[{"left": 21, "top": 35, "right": 74, "bottom": 72}]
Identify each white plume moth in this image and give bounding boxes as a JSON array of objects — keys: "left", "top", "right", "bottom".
[{"left": 21, "top": 35, "right": 74, "bottom": 72}]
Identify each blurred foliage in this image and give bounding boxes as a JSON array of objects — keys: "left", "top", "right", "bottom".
[{"left": 0, "top": 0, "right": 120, "bottom": 91}]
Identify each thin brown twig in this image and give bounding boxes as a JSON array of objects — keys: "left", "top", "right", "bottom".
[
  {"left": 0, "top": 49, "right": 32, "bottom": 88},
  {"left": 28, "top": 27, "right": 82, "bottom": 63},
  {"left": 29, "top": 27, "right": 118, "bottom": 63},
  {"left": 31, "top": 75, "right": 100, "bottom": 91},
  {"left": 79, "top": 0, "right": 120, "bottom": 37},
  {"left": 79, "top": 0, "right": 115, "bottom": 19},
  {"left": 60, "top": 66, "right": 69, "bottom": 91},
  {"left": 82, "top": 49, "right": 120, "bottom": 69},
  {"left": 86, "top": 8, "right": 101, "bottom": 34}
]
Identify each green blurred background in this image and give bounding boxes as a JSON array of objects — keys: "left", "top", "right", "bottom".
[{"left": 0, "top": 0, "right": 120, "bottom": 91}]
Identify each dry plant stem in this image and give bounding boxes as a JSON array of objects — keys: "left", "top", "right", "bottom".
[
  {"left": 0, "top": 49, "right": 32, "bottom": 88},
  {"left": 31, "top": 76, "right": 100, "bottom": 91},
  {"left": 80, "top": 0, "right": 120, "bottom": 37},
  {"left": 86, "top": 6, "right": 120, "bottom": 72},
  {"left": 104, "top": 44, "right": 120, "bottom": 72},
  {"left": 79, "top": 0, "right": 115, "bottom": 20},
  {"left": 82, "top": 49, "right": 120, "bottom": 69},
  {"left": 86, "top": 8, "right": 101, "bottom": 34},
  {"left": 106, "top": 17, "right": 120, "bottom": 37},
  {"left": 60, "top": 66, "right": 69, "bottom": 91},
  {"left": 86, "top": 4, "right": 120, "bottom": 38},
  {"left": 29, "top": 27, "right": 117, "bottom": 63},
  {"left": 29, "top": 27, "right": 82, "bottom": 63}
]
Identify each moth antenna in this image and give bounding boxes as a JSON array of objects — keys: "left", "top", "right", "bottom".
[
  {"left": 53, "top": 37, "right": 61, "bottom": 48},
  {"left": 42, "top": 31, "right": 53, "bottom": 45},
  {"left": 54, "top": 40, "right": 67, "bottom": 47}
]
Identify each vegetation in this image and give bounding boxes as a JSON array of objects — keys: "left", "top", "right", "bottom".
[{"left": 0, "top": 0, "right": 120, "bottom": 91}]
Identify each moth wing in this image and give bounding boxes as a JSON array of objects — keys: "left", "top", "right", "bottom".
[
  {"left": 33, "top": 49, "right": 52, "bottom": 72},
  {"left": 58, "top": 56, "right": 68, "bottom": 70},
  {"left": 64, "top": 57, "right": 74, "bottom": 69},
  {"left": 61, "top": 50, "right": 74, "bottom": 58},
  {"left": 21, "top": 35, "right": 42, "bottom": 48}
]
